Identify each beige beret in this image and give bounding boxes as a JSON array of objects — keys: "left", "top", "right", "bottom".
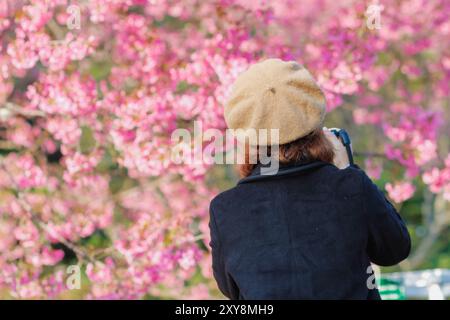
[{"left": 224, "top": 58, "right": 326, "bottom": 146}]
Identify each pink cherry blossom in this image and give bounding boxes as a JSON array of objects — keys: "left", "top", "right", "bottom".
[
  {"left": 0, "top": 0, "right": 448, "bottom": 299},
  {"left": 385, "top": 182, "right": 416, "bottom": 203}
]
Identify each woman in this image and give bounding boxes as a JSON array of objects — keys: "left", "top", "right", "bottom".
[{"left": 209, "top": 59, "right": 411, "bottom": 300}]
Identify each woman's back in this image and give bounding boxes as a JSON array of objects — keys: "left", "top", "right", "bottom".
[
  {"left": 211, "top": 58, "right": 411, "bottom": 299},
  {"left": 209, "top": 161, "right": 411, "bottom": 299}
]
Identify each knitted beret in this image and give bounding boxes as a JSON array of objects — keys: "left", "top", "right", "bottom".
[{"left": 224, "top": 58, "right": 327, "bottom": 146}]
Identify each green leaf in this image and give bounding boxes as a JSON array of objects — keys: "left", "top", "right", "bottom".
[
  {"left": 79, "top": 125, "right": 96, "bottom": 154},
  {"left": 90, "top": 61, "right": 111, "bottom": 81}
]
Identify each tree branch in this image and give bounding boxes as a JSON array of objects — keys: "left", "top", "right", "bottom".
[
  {"left": 2, "top": 102, "right": 46, "bottom": 118},
  {"left": 401, "top": 191, "right": 449, "bottom": 270},
  {"left": 0, "top": 159, "right": 100, "bottom": 265}
]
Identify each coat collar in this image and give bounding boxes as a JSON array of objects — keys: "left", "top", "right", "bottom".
[{"left": 237, "top": 160, "right": 331, "bottom": 184}]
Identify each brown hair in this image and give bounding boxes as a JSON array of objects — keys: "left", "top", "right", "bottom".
[{"left": 239, "top": 128, "right": 335, "bottom": 178}]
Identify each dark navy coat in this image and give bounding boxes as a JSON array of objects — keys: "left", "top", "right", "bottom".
[{"left": 209, "top": 161, "right": 411, "bottom": 300}]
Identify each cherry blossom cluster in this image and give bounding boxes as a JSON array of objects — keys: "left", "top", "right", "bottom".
[{"left": 0, "top": 0, "right": 449, "bottom": 298}]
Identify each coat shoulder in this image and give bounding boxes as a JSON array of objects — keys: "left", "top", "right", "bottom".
[
  {"left": 209, "top": 185, "right": 242, "bottom": 215},
  {"left": 320, "top": 164, "right": 366, "bottom": 194}
]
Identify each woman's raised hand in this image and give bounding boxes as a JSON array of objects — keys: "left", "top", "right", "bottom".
[{"left": 323, "top": 127, "right": 351, "bottom": 169}]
